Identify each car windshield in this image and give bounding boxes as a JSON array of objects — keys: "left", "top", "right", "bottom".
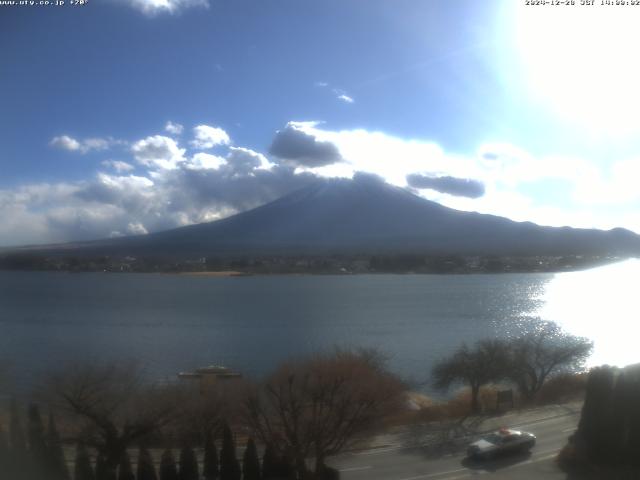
[{"left": 482, "top": 434, "right": 504, "bottom": 445}]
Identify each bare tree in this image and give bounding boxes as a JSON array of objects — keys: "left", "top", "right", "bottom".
[
  {"left": 432, "top": 339, "right": 508, "bottom": 414},
  {"left": 244, "top": 348, "right": 405, "bottom": 478},
  {"left": 46, "top": 362, "right": 180, "bottom": 478},
  {"left": 0, "top": 361, "right": 11, "bottom": 395},
  {"left": 174, "top": 379, "right": 246, "bottom": 445},
  {"left": 506, "top": 320, "right": 593, "bottom": 402}
]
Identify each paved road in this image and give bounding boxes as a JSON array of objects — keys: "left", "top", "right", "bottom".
[{"left": 329, "top": 411, "right": 579, "bottom": 480}]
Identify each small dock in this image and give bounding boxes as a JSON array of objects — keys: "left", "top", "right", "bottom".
[{"left": 178, "top": 365, "right": 243, "bottom": 392}]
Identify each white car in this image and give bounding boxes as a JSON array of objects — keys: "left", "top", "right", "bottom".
[{"left": 466, "top": 428, "right": 536, "bottom": 460}]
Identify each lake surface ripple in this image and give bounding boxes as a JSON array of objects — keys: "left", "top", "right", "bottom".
[{"left": 0, "top": 260, "right": 637, "bottom": 393}]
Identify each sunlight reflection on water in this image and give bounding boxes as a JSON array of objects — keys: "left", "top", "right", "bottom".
[{"left": 537, "top": 259, "right": 640, "bottom": 368}]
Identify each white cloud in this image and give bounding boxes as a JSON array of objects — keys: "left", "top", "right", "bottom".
[
  {"left": 570, "top": 157, "right": 640, "bottom": 207},
  {"left": 50, "top": 135, "right": 119, "bottom": 154},
  {"left": 477, "top": 143, "right": 599, "bottom": 187},
  {"left": 314, "top": 82, "right": 355, "bottom": 104},
  {"left": 95, "top": 172, "right": 155, "bottom": 191},
  {"left": 50, "top": 135, "right": 81, "bottom": 152},
  {"left": 5, "top": 122, "right": 640, "bottom": 247},
  {"left": 187, "top": 147, "right": 273, "bottom": 172},
  {"left": 188, "top": 152, "right": 227, "bottom": 170},
  {"left": 0, "top": 181, "right": 123, "bottom": 246},
  {"left": 82, "top": 138, "right": 111, "bottom": 151},
  {"left": 191, "top": 125, "right": 231, "bottom": 150},
  {"left": 101, "top": 160, "right": 135, "bottom": 173},
  {"left": 126, "top": 222, "right": 148, "bottom": 235},
  {"left": 282, "top": 123, "right": 640, "bottom": 233},
  {"left": 337, "top": 94, "right": 354, "bottom": 104},
  {"left": 291, "top": 123, "right": 450, "bottom": 185},
  {"left": 0, "top": 146, "right": 316, "bottom": 246},
  {"left": 227, "top": 147, "right": 274, "bottom": 173},
  {"left": 164, "top": 121, "right": 184, "bottom": 135},
  {"left": 131, "top": 135, "right": 186, "bottom": 170},
  {"left": 123, "top": 0, "right": 209, "bottom": 16}
]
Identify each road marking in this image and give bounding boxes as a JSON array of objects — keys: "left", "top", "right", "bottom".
[
  {"left": 511, "top": 414, "right": 578, "bottom": 430},
  {"left": 500, "top": 451, "right": 559, "bottom": 471},
  {"left": 354, "top": 446, "right": 401, "bottom": 456},
  {"left": 562, "top": 427, "right": 576, "bottom": 433},
  {"left": 440, "top": 473, "right": 485, "bottom": 479},
  {"left": 532, "top": 447, "right": 561, "bottom": 457},
  {"left": 340, "top": 448, "right": 562, "bottom": 479},
  {"left": 346, "top": 412, "right": 578, "bottom": 459},
  {"left": 339, "top": 466, "right": 372, "bottom": 472},
  {"left": 396, "top": 467, "right": 471, "bottom": 480},
  {"left": 425, "top": 451, "right": 560, "bottom": 480}
]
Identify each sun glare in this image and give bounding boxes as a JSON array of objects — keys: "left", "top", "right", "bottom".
[
  {"left": 515, "top": 4, "right": 640, "bottom": 136},
  {"left": 537, "top": 259, "right": 640, "bottom": 369}
]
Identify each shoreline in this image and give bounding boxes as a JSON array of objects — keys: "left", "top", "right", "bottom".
[
  {"left": 0, "top": 256, "right": 633, "bottom": 276},
  {"left": 176, "top": 270, "right": 249, "bottom": 277}
]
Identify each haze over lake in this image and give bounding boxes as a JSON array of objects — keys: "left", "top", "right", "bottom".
[{"left": 0, "top": 260, "right": 637, "bottom": 393}]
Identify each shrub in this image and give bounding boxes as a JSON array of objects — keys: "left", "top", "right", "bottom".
[
  {"left": 159, "top": 449, "right": 179, "bottom": 480},
  {"left": 242, "top": 438, "right": 260, "bottom": 480},
  {"left": 117, "top": 451, "right": 135, "bottom": 480},
  {"left": 536, "top": 373, "right": 587, "bottom": 405},
  {"left": 318, "top": 465, "right": 340, "bottom": 480},
  {"left": 137, "top": 447, "right": 158, "bottom": 480},
  {"left": 74, "top": 444, "right": 95, "bottom": 480},
  {"left": 46, "top": 413, "right": 70, "bottom": 480},
  {"left": 261, "top": 443, "right": 278, "bottom": 480},
  {"left": 245, "top": 348, "right": 404, "bottom": 477},
  {"left": 203, "top": 433, "right": 219, "bottom": 480},
  {"left": 27, "top": 404, "right": 47, "bottom": 477},
  {"left": 179, "top": 446, "right": 199, "bottom": 480},
  {"left": 0, "top": 422, "right": 10, "bottom": 476},
  {"left": 9, "top": 399, "right": 26, "bottom": 454},
  {"left": 95, "top": 454, "right": 108, "bottom": 480},
  {"left": 219, "top": 424, "right": 240, "bottom": 480}
]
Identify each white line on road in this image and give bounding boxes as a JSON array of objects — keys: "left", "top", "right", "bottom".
[
  {"left": 439, "top": 473, "right": 485, "bottom": 480},
  {"left": 339, "top": 466, "right": 372, "bottom": 472},
  {"left": 396, "top": 449, "right": 561, "bottom": 480},
  {"left": 511, "top": 414, "right": 578, "bottom": 430},
  {"left": 562, "top": 427, "right": 576, "bottom": 433},
  {"left": 499, "top": 451, "right": 559, "bottom": 472},
  {"left": 396, "top": 467, "right": 472, "bottom": 480},
  {"left": 354, "top": 446, "right": 401, "bottom": 456},
  {"left": 350, "top": 413, "right": 577, "bottom": 458}
]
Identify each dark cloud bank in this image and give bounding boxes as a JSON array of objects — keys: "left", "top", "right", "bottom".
[
  {"left": 269, "top": 124, "right": 343, "bottom": 167},
  {"left": 406, "top": 173, "right": 485, "bottom": 198}
]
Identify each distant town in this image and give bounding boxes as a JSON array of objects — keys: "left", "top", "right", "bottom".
[{"left": 0, "top": 252, "right": 626, "bottom": 274}]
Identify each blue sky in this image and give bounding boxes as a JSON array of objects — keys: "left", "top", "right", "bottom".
[{"left": 1, "top": 0, "right": 640, "bottom": 246}]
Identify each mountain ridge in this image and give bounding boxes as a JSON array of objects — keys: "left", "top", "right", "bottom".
[{"left": 7, "top": 177, "right": 640, "bottom": 258}]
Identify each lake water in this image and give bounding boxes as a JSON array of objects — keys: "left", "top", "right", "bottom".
[{"left": 0, "top": 260, "right": 638, "bottom": 393}]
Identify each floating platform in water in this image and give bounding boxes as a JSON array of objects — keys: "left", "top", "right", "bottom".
[{"left": 178, "top": 365, "right": 242, "bottom": 381}]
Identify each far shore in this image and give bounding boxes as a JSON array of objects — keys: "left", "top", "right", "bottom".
[
  {"left": 0, "top": 253, "right": 630, "bottom": 275},
  {"left": 176, "top": 270, "right": 250, "bottom": 277}
]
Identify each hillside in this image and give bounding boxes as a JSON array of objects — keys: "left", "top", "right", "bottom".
[{"left": 9, "top": 176, "right": 640, "bottom": 259}]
